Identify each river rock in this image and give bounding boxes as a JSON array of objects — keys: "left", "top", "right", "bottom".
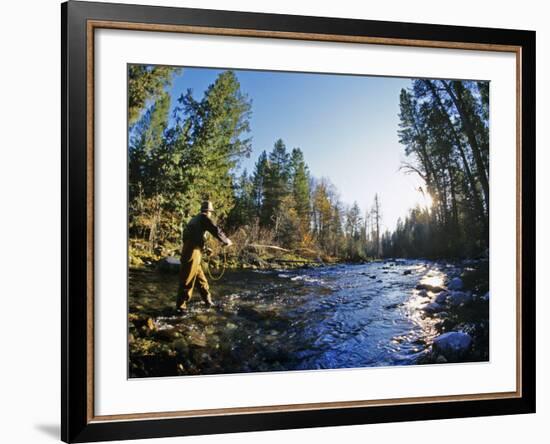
[
  {"left": 403, "top": 270, "right": 412, "bottom": 275},
  {"left": 238, "top": 305, "right": 279, "bottom": 321},
  {"left": 423, "top": 302, "right": 445, "bottom": 314},
  {"left": 434, "top": 291, "right": 450, "bottom": 304},
  {"left": 416, "top": 283, "right": 445, "bottom": 293},
  {"left": 157, "top": 256, "right": 180, "bottom": 273},
  {"left": 447, "top": 277, "right": 464, "bottom": 290},
  {"left": 247, "top": 253, "right": 269, "bottom": 268},
  {"left": 432, "top": 331, "right": 472, "bottom": 361},
  {"left": 456, "top": 322, "right": 477, "bottom": 336},
  {"left": 187, "top": 331, "right": 207, "bottom": 348},
  {"left": 173, "top": 338, "right": 189, "bottom": 354},
  {"left": 447, "top": 291, "right": 473, "bottom": 307},
  {"left": 154, "top": 328, "right": 176, "bottom": 342}
]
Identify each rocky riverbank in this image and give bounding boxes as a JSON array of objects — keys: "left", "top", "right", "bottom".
[
  {"left": 130, "top": 237, "right": 375, "bottom": 275},
  {"left": 128, "top": 258, "right": 489, "bottom": 378},
  {"left": 416, "top": 259, "right": 489, "bottom": 364}
]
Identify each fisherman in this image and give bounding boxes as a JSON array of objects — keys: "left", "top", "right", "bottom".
[{"left": 176, "top": 201, "right": 232, "bottom": 312}]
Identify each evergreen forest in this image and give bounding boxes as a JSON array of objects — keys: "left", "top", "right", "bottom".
[{"left": 128, "top": 65, "right": 489, "bottom": 266}]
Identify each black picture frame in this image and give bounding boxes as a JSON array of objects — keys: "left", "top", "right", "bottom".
[{"left": 61, "top": 1, "right": 536, "bottom": 442}]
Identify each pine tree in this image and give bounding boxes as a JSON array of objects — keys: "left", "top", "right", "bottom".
[
  {"left": 251, "top": 151, "right": 269, "bottom": 218},
  {"left": 394, "top": 78, "right": 490, "bottom": 258},
  {"left": 227, "top": 169, "right": 255, "bottom": 229},
  {"left": 262, "top": 139, "right": 291, "bottom": 230},
  {"left": 128, "top": 65, "right": 180, "bottom": 125},
  {"left": 345, "top": 201, "right": 363, "bottom": 260},
  {"left": 290, "top": 148, "right": 311, "bottom": 243},
  {"left": 171, "top": 70, "right": 252, "bottom": 220},
  {"left": 128, "top": 91, "right": 171, "bottom": 250},
  {"left": 129, "top": 69, "right": 252, "bottom": 257}
]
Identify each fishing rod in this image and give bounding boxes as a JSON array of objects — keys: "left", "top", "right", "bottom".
[{"left": 203, "top": 242, "right": 298, "bottom": 280}]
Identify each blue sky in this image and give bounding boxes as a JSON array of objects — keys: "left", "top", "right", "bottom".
[{"left": 169, "top": 67, "right": 428, "bottom": 232}]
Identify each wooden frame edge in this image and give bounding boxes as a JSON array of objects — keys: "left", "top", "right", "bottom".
[
  {"left": 82, "top": 15, "right": 527, "bottom": 427},
  {"left": 86, "top": 18, "right": 95, "bottom": 424},
  {"left": 515, "top": 45, "right": 523, "bottom": 401},
  {"left": 90, "top": 391, "right": 520, "bottom": 423},
  {"left": 89, "top": 19, "right": 521, "bottom": 53}
]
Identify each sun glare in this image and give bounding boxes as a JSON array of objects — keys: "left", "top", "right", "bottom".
[
  {"left": 424, "top": 193, "right": 433, "bottom": 209},
  {"left": 414, "top": 187, "right": 434, "bottom": 210}
]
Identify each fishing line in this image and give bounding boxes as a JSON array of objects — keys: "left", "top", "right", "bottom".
[{"left": 204, "top": 247, "right": 227, "bottom": 281}]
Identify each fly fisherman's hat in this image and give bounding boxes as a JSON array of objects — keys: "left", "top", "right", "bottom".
[{"left": 200, "top": 201, "right": 215, "bottom": 213}]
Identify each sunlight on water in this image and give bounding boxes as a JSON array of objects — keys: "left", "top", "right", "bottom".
[
  {"left": 419, "top": 272, "right": 445, "bottom": 289},
  {"left": 129, "top": 259, "right": 490, "bottom": 377},
  {"left": 405, "top": 268, "right": 448, "bottom": 344}
]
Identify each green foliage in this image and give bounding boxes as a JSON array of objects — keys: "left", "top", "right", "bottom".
[
  {"left": 344, "top": 202, "right": 365, "bottom": 261},
  {"left": 290, "top": 148, "right": 311, "bottom": 233},
  {"left": 310, "top": 178, "right": 346, "bottom": 257},
  {"left": 226, "top": 169, "right": 256, "bottom": 228},
  {"left": 129, "top": 68, "right": 251, "bottom": 255},
  {"left": 237, "top": 141, "right": 313, "bottom": 250},
  {"left": 128, "top": 65, "right": 180, "bottom": 125},
  {"left": 170, "top": 70, "right": 252, "bottom": 220},
  {"left": 129, "top": 92, "right": 173, "bottom": 251},
  {"left": 251, "top": 151, "right": 269, "bottom": 214},
  {"left": 392, "top": 79, "right": 490, "bottom": 258},
  {"left": 276, "top": 195, "right": 302, "bottom": 248},
  {"left": 128, "top": 66, "right": 487, "bottom": 265},
  {"left": 260, "top": 139, "right": 291, "bottom": 228}
]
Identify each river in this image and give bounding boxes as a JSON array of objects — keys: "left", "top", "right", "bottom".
[{"left": 129, "top": 259, "right": 487, "bottom": 377}]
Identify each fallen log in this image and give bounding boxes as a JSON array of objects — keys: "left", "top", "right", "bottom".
[
  {"left": 245, "top": 244, "right": 292, "bottom": 252},
  {"left": 267, "top": 258, "right": 315, "bottom": 264}
]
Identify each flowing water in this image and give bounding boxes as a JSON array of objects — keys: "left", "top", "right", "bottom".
[{"left": 129, "top": 259, "right": 464, "bottom": 377}]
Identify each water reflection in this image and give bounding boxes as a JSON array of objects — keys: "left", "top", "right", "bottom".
[
  {"left": 404, "top": 268, "right": 448, "bottom": 345},
  {"left": 129, "top": 260, "right": 458, "bottom": 376},
  {"left": 419, "top": 271, "right": 445, "bottom": 289}
]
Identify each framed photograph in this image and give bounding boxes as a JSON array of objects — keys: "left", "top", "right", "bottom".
[{"left": 62, "top": 1, "right": 536, "bottom": 442}]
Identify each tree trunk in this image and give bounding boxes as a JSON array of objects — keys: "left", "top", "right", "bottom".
[
  {"left": 448, "top": 166, "right": 459, "bottom": 229},
  {"left": 441, "top": 80, "right": 490, "bottom": 212},
  {"left": 410, "top": 117, "right": 445, "bottom": 224},
  {"left": 423, "top": 80, "right": 487, "bottom": 223}
]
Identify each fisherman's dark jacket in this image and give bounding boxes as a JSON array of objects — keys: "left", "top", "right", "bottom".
[{"left": 181, "top": 213, "right": 230, "bottom": 250}]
